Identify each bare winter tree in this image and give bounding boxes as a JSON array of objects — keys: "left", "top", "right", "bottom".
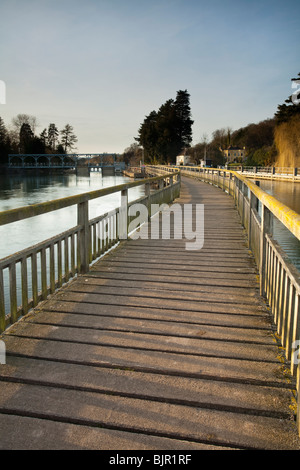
[{"left": 11, "top": 114, "right": 39, "bottom": 135}]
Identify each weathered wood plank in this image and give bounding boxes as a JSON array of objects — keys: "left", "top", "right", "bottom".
[{"left": 0, "top": 379, "right": 297, "bottom": 450}]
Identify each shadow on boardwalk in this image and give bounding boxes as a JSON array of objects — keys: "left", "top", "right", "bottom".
[{"left": 0, "top": 176, "right": 299, "bottom": 450}]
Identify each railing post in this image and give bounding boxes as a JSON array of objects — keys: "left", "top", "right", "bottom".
[
  {"left": 77, "top": 200, "right": 90, "bottom": 274},
  {"left": 260, "top": 204, "right": 272, "bottom": 297},
  {"left": 119, "top": 188, "right": 128, "bottom": 240},
  {"left": 0, "top": 270, "right": 5, "bottom": 333},
  {"left": 229, "top": 172, "right": 232, "bottom": 196},
  {"left": 248, "top": 191, "right": 256, "bottom": 249},
  {"left": 241, "top": 181, "right": 248, "bottom": 227},
  {"left": 233, "top": 175, "right": 237, "bottom": 206},
  {"left": 297, "top": 368, "right": 300, "bottom": 436},
  {"left": 145, "top": 182, "right": 151, "bottom": 220},
  {"left": 169, "top": 175, "right": 173, "bottom": 202}
]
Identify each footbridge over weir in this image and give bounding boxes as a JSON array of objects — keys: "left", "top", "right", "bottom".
[
  {"left": 0, "top": 167, "right": 300, "bottom": 450},
  {"left": 7, "top": 153, "right": 125, "bottom": 176}
]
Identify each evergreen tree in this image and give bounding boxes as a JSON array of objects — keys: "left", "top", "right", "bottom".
[
  {"left": 174, "top": 89, "right": 193, "bottom": 149},
  {"left": 60, "top": 124, "right": 78, "bottom": 153},
  {"left": 48, "top": 123, "right": 59, "bottom": 151},
  {"left": 136, "top": 111, "right": 158, "bottom": 163},
  {"left": 136, "top": 90, "right": 193, "bottom": 163},
  {"left": 19, "top": 123, "right": 34, "bottom": 153},
  {"left": 0, "top": 117, "right": 10, "bottom": 164},
  {"left": 40, "top": 128, "right": 48, "bottom": 148},
  {"left": 275, "top": 72, "right": 300, "bottom": 123},
  {"left": 155, "top": 99, "right": 180, "bottom": 163}
]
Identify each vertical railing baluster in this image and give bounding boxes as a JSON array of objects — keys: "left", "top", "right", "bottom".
[
  {"left": 92, "top": 224, "right": 97, "bottom": 260},
  {"left": 77, "top": 200, "right": 89, "bottom": 274},
  {"left": 269, "top": 246, "right": 275, "bottom": 306},
  {"left": 49, "top": 243, "right": 55, "bottom": 293},
  {"left": 264, "top": 238, "right": 273, "bottom": 301},
  {"left": 291, "top": 292, "right": 300, "bottom": 376},
  {"left": 274, "top": 260, "right": 282, "bottom": 325},
  {"left": 0, "top": 269, "right": 6, "bottom": 332},
  {"left": 71, "top": 234, "right": 76, "bottom": 277},
  {"left": 64, "top": 236, "right": 69, "bottom": 282},
  {"left": 271, "top": 255, "right": 278, "bottom": 312},
  {"left": 285, "top": 283, "right": 296, "bottom": 362},
  {"left": 57, "top": 241, "right": 62, "bottom": 287},
  {"left": 281, "top": 276, "right": 291, "bottom": 349},
  {"left": 260, "top": 204, "right": 271, "bottom": 297},
  {"left": 9, "top": 262, "right": 17, "bottom": 324},
  {"left": 277, "top": 269, "right": 286, "bottom": 338},
  {"left": 108, "top": 217, "right": 112, "bottom": 249},
  {"left": 115, "top": 211, "right": 119, "bottom": 242},
  {"left": 119, "top": 188, "right": 128, "bottom": 240},
  {"left": 97, "top": 221, "right": 101, "bottom": 256},
  {"left": 21, "top": 256, "right": 28, "bottom": 315},
  {"left": 31, "top": 252, "right": 38, "bottom": 307},
  {"left": 41, "top": 248, "right": 47, "bottom": 300}
]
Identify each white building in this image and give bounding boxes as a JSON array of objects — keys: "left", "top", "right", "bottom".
[{"left": 176, "top": 154, "right": 191, "bottom": 166}]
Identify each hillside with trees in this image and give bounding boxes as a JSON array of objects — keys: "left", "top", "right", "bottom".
[
  {"left": 186, "top": 72, "right": 300, "bottom": 168},
  {"left": 0, "top": 114, "right": 78, "bottom": 167},
  {"left": 130, "top": 73, "right": 300, "bottom": 168}
]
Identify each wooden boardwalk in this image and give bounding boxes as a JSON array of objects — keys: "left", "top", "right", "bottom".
[{"left": 0, "top": 176, "right": 300, "bottom": 450}]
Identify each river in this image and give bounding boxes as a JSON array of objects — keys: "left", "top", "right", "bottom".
[
  {"left": 256, "top": 179, "right": 300, "bottom": 272},
  {"left": 0, "top": 172, "right": 145, "bottom": 261}
]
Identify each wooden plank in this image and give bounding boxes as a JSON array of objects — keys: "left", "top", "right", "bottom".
[{"left": 40, "top": 300, "right": 268, "bottom": 327}]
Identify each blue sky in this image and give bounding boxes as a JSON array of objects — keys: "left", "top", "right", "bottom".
[{"left": 0, "top": 0, "right": 299, "bottom": 153}]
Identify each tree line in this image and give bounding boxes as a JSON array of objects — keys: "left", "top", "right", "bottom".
[
  {"left": 0, "top": 114, "right": 78, "bottom": 164},
  {"left": 134, "top": 89, "right": 193, "bottom": 164},
  {"left": 124, "top": 73, "right": 300, "bottom": 168}
]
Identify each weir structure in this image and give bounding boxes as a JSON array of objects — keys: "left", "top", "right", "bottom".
[
  {"left": 7, "top": 153, "right": 125, "bottom": 176},
  {"left": 0, "top": 166, "right": 300, "bottom": 449}
]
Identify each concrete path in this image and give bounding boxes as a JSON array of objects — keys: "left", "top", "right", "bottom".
[{"left": 0, "top": 176, "right": 299, "bottom": 450}]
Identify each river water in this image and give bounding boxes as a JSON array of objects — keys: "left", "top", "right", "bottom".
[
  {"left": 0, "top": 172, "right": 145, "bottom": 261},
  {"left": 256, "top": 179, "right": 300, "bottom": 272}
]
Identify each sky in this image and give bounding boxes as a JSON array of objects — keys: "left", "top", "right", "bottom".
[{"left": 0, "top": 0, "right": 299, "bottom": 154}]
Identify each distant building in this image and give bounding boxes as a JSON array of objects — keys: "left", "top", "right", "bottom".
[
  {"left": 200, "top": 159, "right": 212, "bottom": 167},
  {"left": 222, "top": 145, "right": 246, "bottom": 163},
  {"left": 176, "top": 154, "right": 191, "bottom": 166}
]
